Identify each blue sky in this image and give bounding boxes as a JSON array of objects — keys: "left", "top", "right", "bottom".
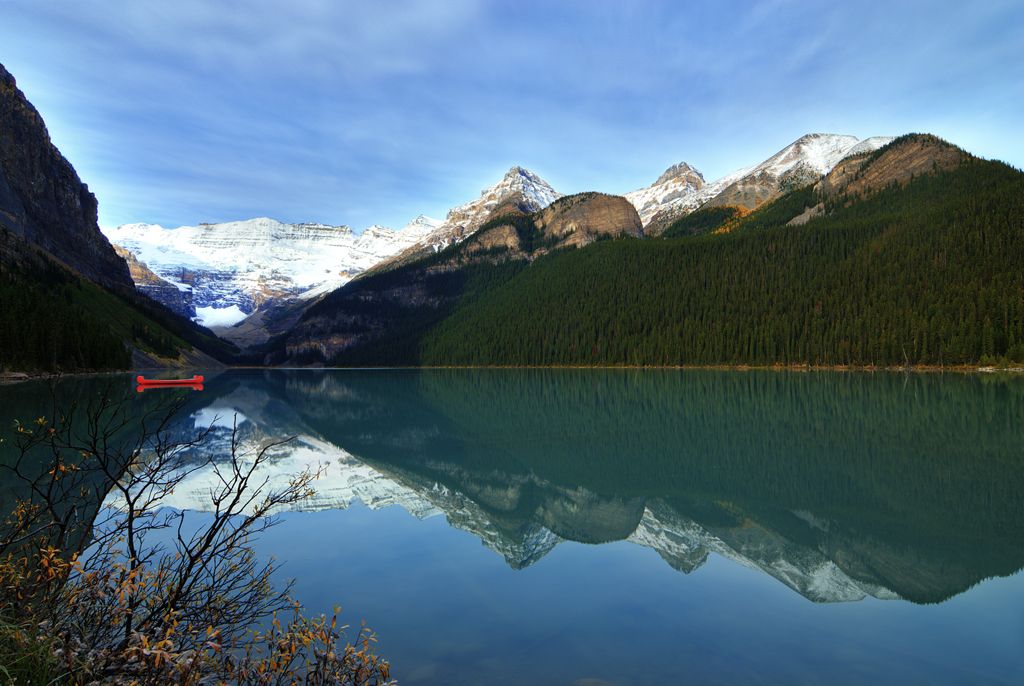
[{"left": 1, "top": 0, "right": 1021, "bottom": 230}]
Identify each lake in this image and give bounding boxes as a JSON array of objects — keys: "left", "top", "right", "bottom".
[{"left": 2, "top": 369, "right": 1023, "bottom": 684}]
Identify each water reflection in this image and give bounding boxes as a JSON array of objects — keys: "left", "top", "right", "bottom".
[{"left": 82, "top": 368, "right": 1024, "bottom": 606}]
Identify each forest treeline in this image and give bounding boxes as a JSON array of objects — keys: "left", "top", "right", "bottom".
[
  {"left": 409, "top": 157, "right": 1024, "bottom": 367},
  {"left": 0, "top": 234, "right": 235, "bottom": 372}
]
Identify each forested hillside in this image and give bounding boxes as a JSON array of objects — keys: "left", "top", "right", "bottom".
[
  {"left": 284, "top": 138, "right": 1024, "bottom": 369},
  {"left": 271, "top": 191, "right": 640, "bottom": 365},
  {"left": 661, "top": 205, "right": 745, "bottom": 237},
  {"left": 0, "top": 233, "right": 237, "bottom": 372},
  {"left": 419, "top": 156, "right": 1024, "bottom": 367}
]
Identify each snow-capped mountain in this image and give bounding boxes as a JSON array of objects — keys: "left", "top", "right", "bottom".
[
  {"left": 443, "top": 165, "right": 561, "bottom": 240},
  {"left": 625, "top": 161, "right": 754, "bottom": 231},
  {"left": 754, "top": 133, "right": 863, "bottom": 179},
  {"left": 704, "top": 133, "right": 894, "bottom": 211},
  {"left": 627, "top": 133, "right": 893, "bottom": 233},
  {"left": 104, "top": 216, "right": 440, "bottom": 328},
  {"left": 113, "top": 244, "right": 195, "bottom": 319},
  {"left": 106, "top": 135, "right": 895, "bottom": 333},
  {"left": 841, "top": 136, "right": 895, "bottom": 157},
  {"left": 625, "top": 162, "right": 706, "bottom": 226},
  {"left": 377, "top": 165, "right": 561, "bottom": 268},
  {"left": 105, "top": 167, "right": 558, "bottom": 330}
]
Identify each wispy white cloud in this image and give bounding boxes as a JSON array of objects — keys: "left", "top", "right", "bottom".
[{"left": 1, "top": 0, "right": 1020, "bottom": 230}]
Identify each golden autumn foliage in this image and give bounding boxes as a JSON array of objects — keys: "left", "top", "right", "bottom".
[{"left": 0, "top": 389, "right": 394, "bottom": 685}]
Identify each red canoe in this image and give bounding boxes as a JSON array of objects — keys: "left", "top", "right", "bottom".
[{"left": 136, "top": 375, "right": 205, "bottom": 385}]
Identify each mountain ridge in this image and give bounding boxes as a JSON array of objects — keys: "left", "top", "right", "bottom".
[
  {"left": 370, "top": 165, "right": 562, "bottom": 272},
  {"left": 273, "top": 191, "right": 642, "bottom": 364},
  {"left": 623, "top": 133, "right": 895, "bottom": 234},
  {"left": 704, "top": 133, "right": 893, "bottom": 210},
  {"left": 111, "top": 133, "right": 899, "bottom": 344},
  {"left": 276, "top": 134, "right": 1024, "bottom": 368}
]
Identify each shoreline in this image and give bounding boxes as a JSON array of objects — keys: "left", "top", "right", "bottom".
[
  {"left": 5, "top": 363, "right": 1023, "bottom": 385},
  {"left": 234, "top": 362, "right": 1024, "bottom": 373},
  {"left": 0, "top": 369, "right": 131, "bottom": 386}
]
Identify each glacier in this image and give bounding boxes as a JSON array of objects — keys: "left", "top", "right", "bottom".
[{"left": 103, "top": 215, "right": 441, "bottom": 328}]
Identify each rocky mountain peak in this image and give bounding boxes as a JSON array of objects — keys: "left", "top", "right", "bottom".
[
  {"left": 704, "top": 133, "right": 890, "bottom": 211},
  {"left": 372, "top": 167, "right": 562, "bottom": 271},
  {"left": 762, "top": 133, "right": 861, "bottom": 177},
  {"left": 113, "top": 244, "right": 195, "bottom": 319},
  {"left": 626, "top": 161, "right": 709, "bottom": 229},
  {"left": 483, "top": 165, "right": 560, "bottom": 211},
  {"left": 504, "top": 164, "right": 529, "bottom": 178},
  {"left": 795, "top": 131, "right": 854, "bottom": 143},
  {"left": 402, "top": 214, "right": 443, "bottom": 234},
  {"left": 654, "top": 161, "right": 705, "bottom": 186},
  {"left": 500, "top": 165, "right": 542, "bottom": 184}
]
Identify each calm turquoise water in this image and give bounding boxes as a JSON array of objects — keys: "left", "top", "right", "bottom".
[{"left": 3, "top": 369, "right": 1024, "bottom": 684}]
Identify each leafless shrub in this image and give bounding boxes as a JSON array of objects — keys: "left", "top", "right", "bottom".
[{"left": 0, "top": 382, "right": 393, "bottom": 684}]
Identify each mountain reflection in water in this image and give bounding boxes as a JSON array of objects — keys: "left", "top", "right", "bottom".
[{"left": 130, "top": 369, "right": 1024, "bottom": 606}]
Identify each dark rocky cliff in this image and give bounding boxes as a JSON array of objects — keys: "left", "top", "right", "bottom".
[{"left": 0, "top": 62, "right": 132, "bottom": 290}]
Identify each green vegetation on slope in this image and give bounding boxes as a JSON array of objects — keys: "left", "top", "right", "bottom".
[
  {"left": 0, "top": 233, "right": 236, "bottom": 372},
  {"left": 0, "top": 248, "right": 130, "bottom": 371},
  {"left": 416, "top": 158, "right": 1024, "bottom": 367},
  {"left": 284, "top": 250, "right": 526, "bottom": 366},
  {"left": 661, "top": 205, "right": 742, "bottom": 237}
]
